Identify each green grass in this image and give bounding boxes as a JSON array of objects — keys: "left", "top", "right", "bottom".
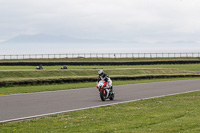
[
  {"left": 0, "top": 77, "right": 200, "bottom": 95},
  {"left": 1, "top": 64, "right": 200, "bottom": 71},
  {"left": 0, "top": 57, "right": 200, "bottom": 62},
  {"left": 0, "top": 68, "right": 194, "bottom": 81},
  {"left": 1, "top": 90, "right": 200, "bottom": 132},
  {"left": 0, "top": 66, "right": 36, "bottom": 69},
  {"left": 68, "top": 64, "right": 200, "bottom": 71}
]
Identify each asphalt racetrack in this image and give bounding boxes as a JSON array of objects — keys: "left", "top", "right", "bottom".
[{"left": 0, "top": 79, "right": 200, "bottom": 123}]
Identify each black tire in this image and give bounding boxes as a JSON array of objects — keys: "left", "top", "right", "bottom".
[
  {"left": 109, "top": 93, "right": 114, "bottom": 100},
  {"left": 100, "top": 90, "right": 106, "bottom": 101}
]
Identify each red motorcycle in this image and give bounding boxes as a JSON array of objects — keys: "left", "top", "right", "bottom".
[{"left": 96, "top": 80, "right": 114, "bottom": 101}]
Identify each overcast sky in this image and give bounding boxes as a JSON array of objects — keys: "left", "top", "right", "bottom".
[{"left": 0, "top": 0, "right": 200, "bottom": 54}]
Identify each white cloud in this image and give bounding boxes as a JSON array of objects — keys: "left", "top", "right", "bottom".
[{"left": 1, "top": 0, "right": 200, "bottom": 43}]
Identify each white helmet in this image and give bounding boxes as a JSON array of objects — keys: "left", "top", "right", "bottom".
[{"left": 98, "top": 70, "right": 104, "bottom": 75}]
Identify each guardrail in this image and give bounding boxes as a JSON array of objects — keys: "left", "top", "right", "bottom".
[{"left": 0, "top": 53, "right": 200, "bottom": 60}]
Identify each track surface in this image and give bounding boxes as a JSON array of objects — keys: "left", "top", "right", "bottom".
[{"left": 0, "top": 79, "right": 200, "bottom": 123}]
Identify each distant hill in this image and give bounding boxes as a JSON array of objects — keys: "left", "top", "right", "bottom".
[
  {"left": 1, "top": 34, "right": 121, "bottom": 44},
  {"left": 0, "top": 34, "right": 199, "bottom": 55},
  {"left": 2, "top": 34, "right": 199, "bottom": 46}
]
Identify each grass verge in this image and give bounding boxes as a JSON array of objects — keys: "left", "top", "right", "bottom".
[
  {"left": 0, "top": 68, "right": 195, "bottom": 80},
  {"left": 0, "top": 64, "right": 200, "bottom": 71},
  {"left": 0, "top": 77, "right": 200, "bottom": 95},
  {"left": 0, "top": 68, "right": 198, "bottom": 87},
  {"left": 0, "top": 90, "right": 200, "bottom": 132}
]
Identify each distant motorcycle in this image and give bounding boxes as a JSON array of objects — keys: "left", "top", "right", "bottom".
[
  {"left": 61, "top": 65, "right": 67, "bottom": 69},
  {"left": 36, "top": 65, "right": 43, "bottom": 70},
  {"left": 96, "top": 80, "right": 114, "bottom": 101}
]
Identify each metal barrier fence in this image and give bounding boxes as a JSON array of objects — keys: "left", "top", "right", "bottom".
[{"left": 0, "top": 53, "right": 200, "bottom": 60}]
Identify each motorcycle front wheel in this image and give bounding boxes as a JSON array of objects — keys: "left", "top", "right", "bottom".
[{"left": 100, "top": 90, "right": 106, "bottom": 101}]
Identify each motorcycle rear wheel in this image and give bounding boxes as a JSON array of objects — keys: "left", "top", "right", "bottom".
[{"left": 109, "top": 93, "right": 114, "bottom": 100}]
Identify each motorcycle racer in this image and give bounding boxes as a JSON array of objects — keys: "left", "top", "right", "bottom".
[{"left": 97, "top": 70, "right": 114, "bottom": 93}]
